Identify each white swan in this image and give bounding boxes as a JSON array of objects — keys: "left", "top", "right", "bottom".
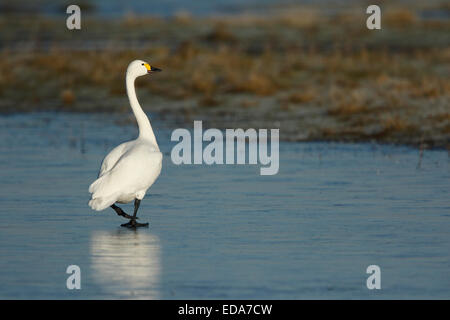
[{"left": 88, "top": 60, "right": 162, "bottom": 228}]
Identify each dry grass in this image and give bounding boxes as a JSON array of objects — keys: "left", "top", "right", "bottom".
[
  {"left": 60, "top": 89, "right": 75, "bottom": 105},
  {"left": 0, "top": 1, "right": 448, "bottom": 148},
  {"left": 384, "top": 8, "right": 418, "bottom": 28}
]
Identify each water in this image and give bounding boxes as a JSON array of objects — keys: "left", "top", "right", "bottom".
[
  {"left": 41, "top": 0, "right": 318, "bottom": 17},
  {"left": 0, "top": 112, "right": 449, "bottom": 299}
]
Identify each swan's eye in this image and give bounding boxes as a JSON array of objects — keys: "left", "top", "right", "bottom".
[{"left": 141, "top": 63, "right": 144, "bottom": 66}]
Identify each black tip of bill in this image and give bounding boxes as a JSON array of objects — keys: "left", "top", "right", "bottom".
[{"left": 149, "top": 66, "right": 162, "bottom": 73}]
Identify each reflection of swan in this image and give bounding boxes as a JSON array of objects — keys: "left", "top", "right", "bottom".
[{"left": 90, "top": 230, "right": 161, "bottom": 299}]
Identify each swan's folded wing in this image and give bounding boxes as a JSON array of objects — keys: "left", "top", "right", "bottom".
[
  {"left": 97, "top": 141, "right": 132, "bottom": 178},
  {"left": 90, "top": 148, "right": 162, "bottom": 201}
]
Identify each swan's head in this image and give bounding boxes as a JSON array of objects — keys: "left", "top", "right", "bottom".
[{"left": 127, "top": 60, "right": 162, "bottom": 78}]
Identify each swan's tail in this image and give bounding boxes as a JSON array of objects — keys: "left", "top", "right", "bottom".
[
  {"left": 88, "top": 176, "right": 117, "bottom": 211},
  {"left": 88, "top": 175, "right": 105, "bottom": 194},
  {"left": 88, "top": 195, "right": 117, "bottom": 211}
]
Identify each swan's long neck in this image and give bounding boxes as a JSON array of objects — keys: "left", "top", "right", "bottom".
[{"left": 126, "top": 73, "right": 158, "bottom": 145}]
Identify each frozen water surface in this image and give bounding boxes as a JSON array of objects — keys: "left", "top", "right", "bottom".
[{"left": 0, "top": 113, "right": 449, "bottom": 299}]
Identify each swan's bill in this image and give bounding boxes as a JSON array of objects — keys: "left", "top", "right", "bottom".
[
  {"left": 144, "top": 62, "right": 162, "bottom": 73},
  {"left": 148, "top": 66, "right": 162, "bottom": 73}
]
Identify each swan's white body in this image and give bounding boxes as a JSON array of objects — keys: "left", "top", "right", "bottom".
[{"left": 88, "top": 60, "right": 162, "bottom": 211}]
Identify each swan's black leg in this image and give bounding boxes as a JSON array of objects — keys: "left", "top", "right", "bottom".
[
  {"left": 133, "top": 199, "right": 141, "bottom": 219},
  {"left": 111, "top": 204, "right": 138, "bottom": 220},
  {"left": 121, "top": 199, "right": 149, "bottom": 228}
]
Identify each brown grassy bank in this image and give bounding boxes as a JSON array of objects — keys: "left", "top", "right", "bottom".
[{"left": 0, "top": 2, "right": 449, "bottom": 148}]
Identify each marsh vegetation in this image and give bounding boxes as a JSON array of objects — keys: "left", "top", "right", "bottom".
[{"left": 0, "top": 1, "right": 448, "bottom": 148}]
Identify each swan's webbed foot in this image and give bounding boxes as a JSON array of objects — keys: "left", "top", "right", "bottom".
[
  {"left": 121, "top": 220, "right": 149, "bottom": 228},
  {"left": 115, "top": 200, "right": 147, "bottom": 228},
  {"left": 111, "top": 204, "right": 138, "bottom": 220}
]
